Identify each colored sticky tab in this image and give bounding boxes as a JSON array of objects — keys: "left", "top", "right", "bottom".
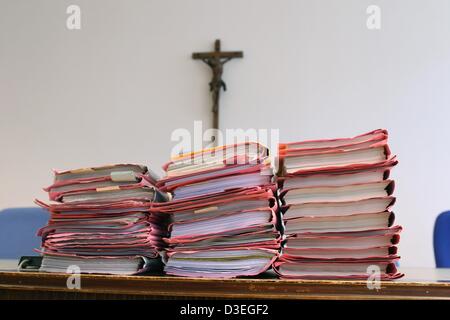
[
  {"left": 110, "top": 171, "right": 137, "bottom": 182},
  {"left": 194, "top": 206, "right": 218, "bottom": 214},
  {"left": 96, "top": 186, "right": 121, "bottom": 192},
  {"left": 70, "top": 167, "right": 95, "bottom": 174}
]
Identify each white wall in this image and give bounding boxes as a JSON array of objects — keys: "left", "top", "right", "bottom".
[{"left": 1, "top": 0, "right": 450, "bottom": 267}]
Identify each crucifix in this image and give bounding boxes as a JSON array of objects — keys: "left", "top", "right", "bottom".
[{"left": 193, "top": 39, "right": 243, "bottom": 143}]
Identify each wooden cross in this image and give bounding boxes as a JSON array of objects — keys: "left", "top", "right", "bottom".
[{"left": 193, "top": 39, "right": 243, "bottom": 141}]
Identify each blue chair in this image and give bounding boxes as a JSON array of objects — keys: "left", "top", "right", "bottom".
[
  {"left": 0, "top": 207, "right": 48, "bottom": 259},
  {"left": 434, "top": 211, "right": 450, "bottom": 267}
]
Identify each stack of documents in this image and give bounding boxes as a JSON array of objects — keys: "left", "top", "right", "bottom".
[
  {"left": 156, "top": 143, "right": 281, "bottom": 277},
  {"left": 36, "top": 164, "right": 168, "bottom": 275},
  {"left": 273, "top": 130, "right": 403, "bottom": 279}
]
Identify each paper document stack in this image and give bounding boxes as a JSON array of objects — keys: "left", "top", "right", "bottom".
[
  {"left": 156, "top": 143, "right": 281, "bottom": 277},
  {"left": 36, "top": 164, "right": 168, "bottom": 275},
  {"left": 273, "top": 130, "right": 403, "bottom": 279}
]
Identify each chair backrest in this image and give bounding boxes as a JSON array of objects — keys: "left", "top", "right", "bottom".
[
  {"left": 434, "top": 211, "right": 450, "bottom": 268},
  {"left": 0, "top": 207, "right": 48, "bottom": 259}
]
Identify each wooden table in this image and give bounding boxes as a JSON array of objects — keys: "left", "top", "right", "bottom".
[{"left": 1, "top": 259, "right": 450, "bottom": 299}]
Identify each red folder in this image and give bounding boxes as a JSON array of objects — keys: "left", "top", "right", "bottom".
[{"left": 273, "top": 260, "right": 403, "bottom": 279}]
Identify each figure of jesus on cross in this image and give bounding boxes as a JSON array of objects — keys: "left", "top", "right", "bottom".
[{"left": 193, "top": 40, "right": 243, "bottom": 135}]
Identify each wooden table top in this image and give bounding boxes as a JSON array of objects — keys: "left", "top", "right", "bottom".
[{"left": 1, "top": 259, "right": 450, "bottom": 299}]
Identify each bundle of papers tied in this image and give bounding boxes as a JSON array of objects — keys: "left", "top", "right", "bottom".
[
  {"left": 35, "top": 164, "right": 168, "bottom": 275},
  {"left": 155, "top": 143, "right": 281, "bottom": 278},
  {"left": 273, "top": 129, "right": 403, "bottom": 279}
]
